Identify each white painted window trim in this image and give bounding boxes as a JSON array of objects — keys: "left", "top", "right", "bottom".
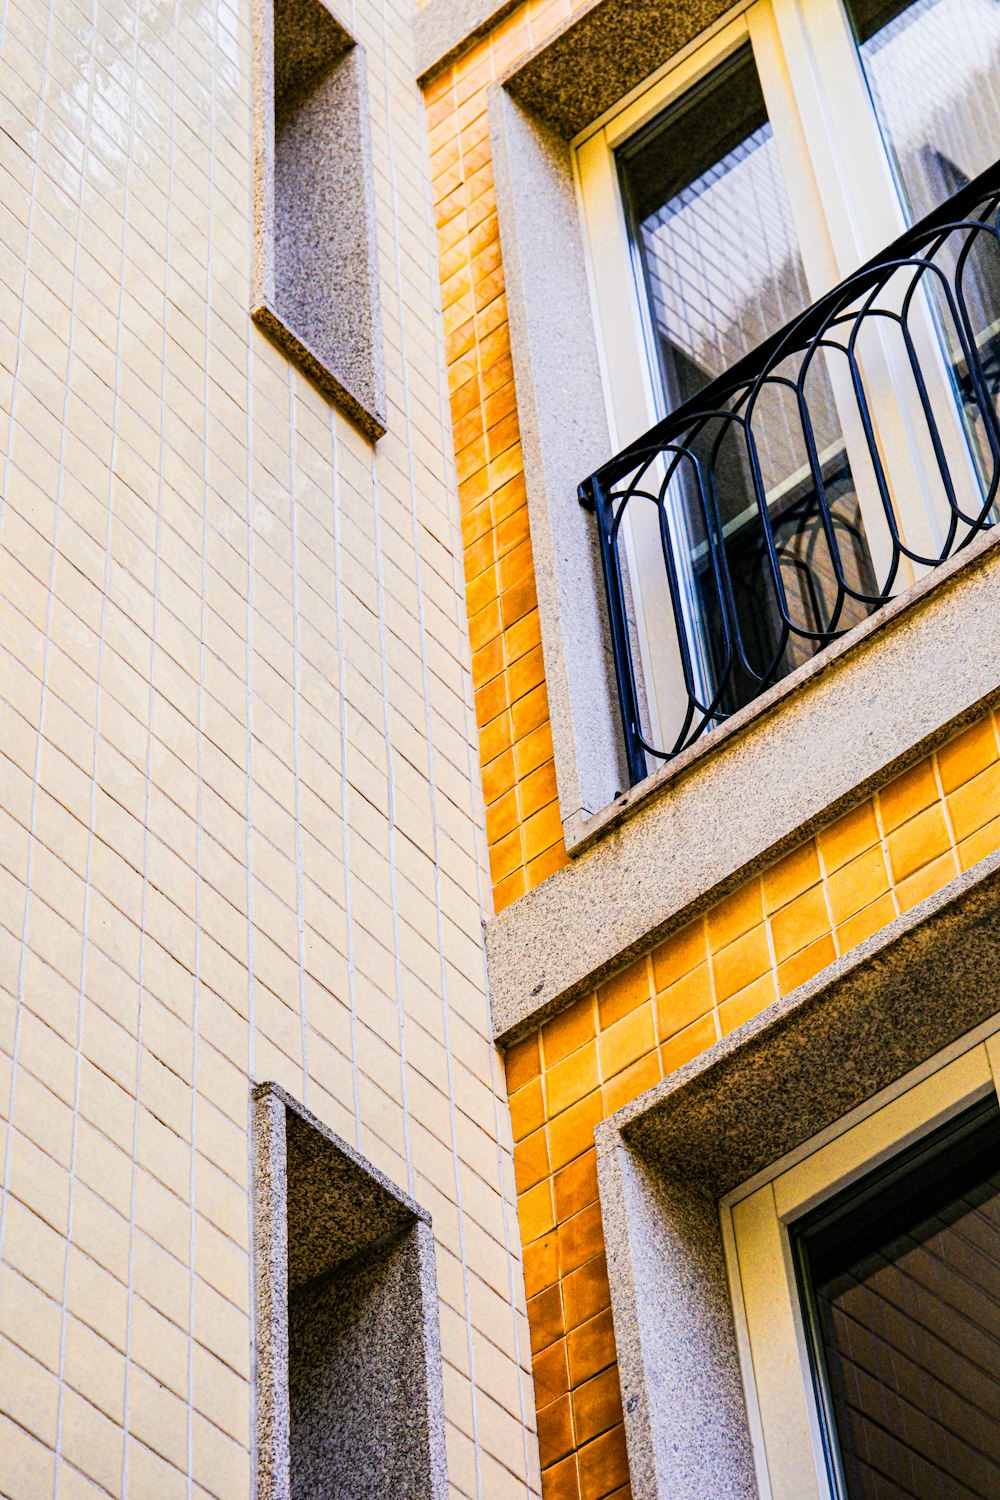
[
  {"left": 573, "top": 13, "right": 775, "bottom": 740},
  {"left": 719, "top": 1027, "right": 1000, "bottom": 1500}
]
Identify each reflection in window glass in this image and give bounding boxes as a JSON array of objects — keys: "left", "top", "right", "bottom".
[
  {"left": 616, "top": 48, "right": 875, "bottom": 721},
  {"left": 846, "top": 0, "right": 1000, "bottom": 221},
  {"left": 618, "top": 45, "right": 810, "bottom": 410},
  {"left": 846, "top": 0, "right": 1000, "bottom": 506},
  {"left": 796, "top": 1099, "right": 1000, "bottom": 1500}
]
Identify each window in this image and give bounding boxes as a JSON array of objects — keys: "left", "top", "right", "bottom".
[
  {"left": 252, "top": 0, "right": 386, "bottom": 441},
  {"left": 576, "top": 0, "right": 1000, "bottom": 774},
  {"left": 795, "top": 1098, "right": 1000, "bottom": 1499},
  {"left": 724, "top": 1037, "right": 1000, "bottom": 1500},
  {"left": 847, "top": 0, "right": 1000, "bottom": 221},
  {"left": 252, "top": 1083, "right": 447, "bottom": 1500},
  {"left": 614, "top": 42, "right": 876, "bottom": 725}
]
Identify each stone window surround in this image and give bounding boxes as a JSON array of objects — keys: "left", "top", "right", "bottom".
[
  {"left": 252, "top": 0, "right": 387, "bottom": 441},
  {"left": 252, "top": 1082, "right": 448, "bottom": 1500},
  {"left": 482, "top": 0, "right": 1000, "bottom": 847},
  {"left": 422, "top": 0, "right": 1000, "bottom": 1047},
  {"left": 594, "top": 847, "right": 1000, "bottom": 1499}
]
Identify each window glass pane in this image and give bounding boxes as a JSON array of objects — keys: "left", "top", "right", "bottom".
[
  {"left": 845, "top": 0, "right": 1000, "bottom": 220},
  {"left": 618, "top": 45, "right": 811, "bottom": 409},
  {"left": 797, "top": 1099, "right": 1000, "bottom": 1500},
  {"left": 616, "top": 49, "right": 876, "bottom": 731},
  {"left": 845, "top": 0, "right": 1000, "bottom": 520}
]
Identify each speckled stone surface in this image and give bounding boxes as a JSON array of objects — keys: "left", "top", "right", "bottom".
[
  {"left": 504, "top": 0, "right": 734, "bottom": 141},
  {"left": 414, "top": 0, "right": 521, "bottom": 82},
  {"left": 415, "top": 0, "right": 730, "bottom": 106},
  {"left": 253, "top": 0, "right": 386, "bottom": 441},
  {"left": 289, "top": 1225, "right": 444, "bottom": 1499},
  {"left": 599, "top": 1145, "right": 757, "bottom": 1500},
  {"left": 273, "top": 0, "right": 351, "bottom": 103},
  {"left": 282, "top": 1096, "right": 418, "bottom": 1288},
  {"left": 252, "top": 1085, "right": 447, "bottom": 1500},
  {"left": 595, "top": 849, "right": 1000, "bottom": 1498},
  {"left": 488, "top": 86, "right": 627, "bottom": 829},
  {"left": 487, "top": 526, "right": 1000, "bottom": 1045},
  {"left": 253, "top": 1090, "right": 292, "bottom": 1500}
]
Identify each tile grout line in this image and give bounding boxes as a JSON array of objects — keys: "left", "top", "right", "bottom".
[
  {"left": 120, "top": 0, "right": 165, "bottom": 1473},
  {"left": 405, "top": 36, "right": 494, "bottom": 1500},
  {"left": 187, "top": 0, "right": 221, "bottom": 1483},
  {"left": 244, "top": 8, "right": 262, "bottom": 1477},
  {"left": 372, "top": 8, "right": 417, "bottom": 1201},
  {"left": 43, "top": 0, "right": 100, "bottom": 1482},
  {"left": 288, "top": 366, "right": 310, "bottom": 1112},
  {"left": 329, "top": 405, "right": 363, "bottom": 1146},
  {"left": 0, "top": 0, "right": 47, "bottom": 548},
  {"left": 0, "top": 0, "right": 58, "bottom": 1309}
]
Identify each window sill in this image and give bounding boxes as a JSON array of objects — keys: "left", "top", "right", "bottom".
[
  {"left": 489, "top": 519, "right": 1000, "bottom": 1046},
  {"left": 564, "top": 520, "right": 1000, "bottom": 858}
]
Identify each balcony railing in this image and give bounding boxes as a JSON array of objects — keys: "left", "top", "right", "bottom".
[{"left": 580, "top": 165, "right": 1000, "bottom": 787}]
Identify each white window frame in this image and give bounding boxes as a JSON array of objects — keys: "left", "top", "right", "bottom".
[
  {"left": 719, "top": 1031, "right": 1000, "bottom": 1500},
  {"left": 571, "top": 0, "right": 983, "bottom": 754}
]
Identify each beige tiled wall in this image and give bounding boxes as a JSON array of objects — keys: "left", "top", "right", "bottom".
[{"left": 0, "top": 0, "right": 539, "bottom": 1493}]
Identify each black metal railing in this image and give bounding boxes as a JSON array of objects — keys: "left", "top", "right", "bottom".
[{"left": 580, "top": 164, "right": 1000, "bottom": 787}]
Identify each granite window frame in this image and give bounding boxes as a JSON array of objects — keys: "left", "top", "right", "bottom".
[
  {"left": 252, "top": 0, "right": 387, "bottom": 441},
  {"left": 592, "top": 849, "right": 1000, "bottom": 1500},
  {"left": 487, "top": 0, "right": 1000, "bottom": 859},
  {"left": 726, "top": 1040, "right": 1000, "bottom": 1499},
  {"left": 251, "top": 1082, "right": 448, "bottom": 1500}
]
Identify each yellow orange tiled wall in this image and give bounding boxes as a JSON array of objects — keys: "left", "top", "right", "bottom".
[
  {"left": 503, "top": 712, "right": 1000, "bottom": 1500},
  {"left": 425, "top": 0, "right": 598, "bottom": 912},
  {"left": 422, "top": 14, "right": 1000, "bottom": 1497}
]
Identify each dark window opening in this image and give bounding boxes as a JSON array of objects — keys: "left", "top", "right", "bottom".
[
  {"left": 795, "top": 1094, "right": 1000, "bottom": 1500},
  {"left": 615, "top": 46, "right": 876, "bottom": 726}
]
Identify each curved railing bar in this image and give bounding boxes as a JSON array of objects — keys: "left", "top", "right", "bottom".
[{"left": 580, "top": 168, "right": 1000, "bottom": 783}]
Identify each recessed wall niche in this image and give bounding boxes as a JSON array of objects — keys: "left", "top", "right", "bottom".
[
  {"left": 252, "top": 0, "right": 387, "bottom": 440},
  {"left": 252, "top": 1083, "right": 448, "bottom": 1499}
]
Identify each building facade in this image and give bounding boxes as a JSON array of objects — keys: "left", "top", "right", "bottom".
[
  {"left": 417, "top": 0, "right": 1000, "bottom": 1496},
  {"left": 0, "top": 0, "right": 538, "bottom": 1493},
  {"left": 4, "top": 0, "right": 1000, "bottom": 1493}
]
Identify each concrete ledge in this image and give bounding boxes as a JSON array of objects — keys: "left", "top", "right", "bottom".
[
  {"left": 500, "top": 0, "right": 733, "bottom": 139},
  {"left": 415, "top": 0, "right": 732, "bottom": 126},
  {"left": 414, "top": 0, "right": 521, "bottom": 82},
  {"left": 596, "top": 849, "right": 1000, "bottom": 1499},
  {"left": 487, "top": 525, "right": 1000, "bottom": 1045},
  {"left": 252, "top": 301, "right": 386, "bottom": 443},
  {"left": 567, "top": 520, "right": 1000, "bottom": 854}
]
